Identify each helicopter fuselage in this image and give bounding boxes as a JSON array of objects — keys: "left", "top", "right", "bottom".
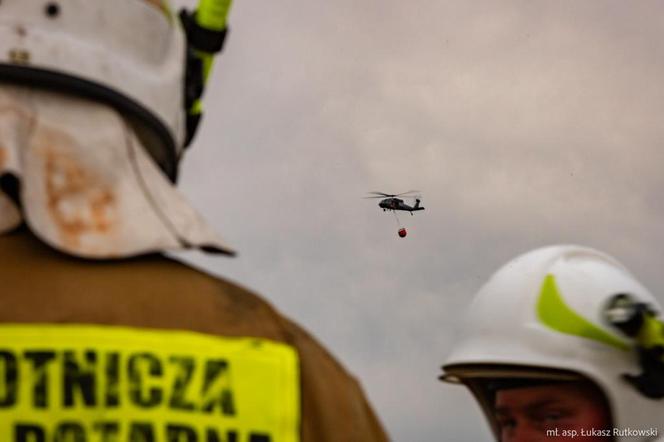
[{"left": 379, "top": 198, "right": 424, "bottom": 212}]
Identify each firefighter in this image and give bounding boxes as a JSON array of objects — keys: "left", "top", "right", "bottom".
[
  {"left": 0, "top": 1, "right": 387, "bottom": 440},
  {"left": 440, "top": 245, "right": 663, "bottom": 442}
]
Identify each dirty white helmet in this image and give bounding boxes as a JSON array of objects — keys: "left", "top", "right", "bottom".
[
  {"left": 0, "top": 0, "right": 185, "bottom": 180},
  {"left": 0, "top": 0, "right": 235, "bottom": 257},
  {"left": 441, "top": 245, "right": 663, "bottom": 441}
]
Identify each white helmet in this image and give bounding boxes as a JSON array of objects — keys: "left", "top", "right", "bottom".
[
  {"left": 0, "top": 0, "right": 235, "bottom": 257},
  {"left": 0, "top": 0, "right": 185, "bottom": 180},
  {"left": 441, "top": 245, "right": 663, "bottom": 441}
]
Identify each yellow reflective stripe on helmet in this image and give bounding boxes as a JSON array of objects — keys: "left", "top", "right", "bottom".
[
  {"left": 537, "top": 275, "right": 630, "bottom": 351},
  {"left": 0, "top": 324, "right": 300, "bottom": 442}
]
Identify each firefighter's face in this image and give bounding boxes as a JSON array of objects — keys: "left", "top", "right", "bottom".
[{"left": 494, "top": 382, "right": 612, "bottom": 442}]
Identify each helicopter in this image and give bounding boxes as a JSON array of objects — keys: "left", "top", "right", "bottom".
[{"left": 365, "top": 191, "right": 425, "bottom": 215}]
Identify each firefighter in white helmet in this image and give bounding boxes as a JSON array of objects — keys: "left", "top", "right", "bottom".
[
  {"left": 0, "top": 1, "right": 387, "bottom": 440},
  {"left": 441, "top": 245, "right": 664, "bottom": 442}
]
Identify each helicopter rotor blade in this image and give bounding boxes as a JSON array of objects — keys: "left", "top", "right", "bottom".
[
  {"left": 394, "top": 190, "right": 421, "bottom": 197},
  {"left": 365, "top": 190, "right": 422, "bottom": 199}
]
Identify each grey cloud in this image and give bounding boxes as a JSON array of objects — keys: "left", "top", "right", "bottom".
[{"left": 171, "top": 0, "right": 664, "bottom": 440}]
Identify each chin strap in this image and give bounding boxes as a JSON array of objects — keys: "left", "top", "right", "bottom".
[
  {"left": 180, "top": 0, "right": 233, "bottom": 148},
  {"left": 605, "top": 293, "right": 664, "bottom": 399}
]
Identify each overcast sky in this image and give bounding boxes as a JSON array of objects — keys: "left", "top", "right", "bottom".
[{"left": 171, "top": 1, "right": 664, "bottom": 440}]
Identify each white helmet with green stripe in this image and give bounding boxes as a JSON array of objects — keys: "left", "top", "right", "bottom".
[{"left": 441, "top": 245, "right": 663, "bottom": 441}]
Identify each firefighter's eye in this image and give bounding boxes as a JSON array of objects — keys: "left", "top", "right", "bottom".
[
  {"left": 496, "top": 416, "right": 516, "bottom": 430},
  {"left": 532, "top": 409, "right": 571, "bottom": 425},
  {"left": 543, "top": 412, "right": 562, "bottom": 423}
]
